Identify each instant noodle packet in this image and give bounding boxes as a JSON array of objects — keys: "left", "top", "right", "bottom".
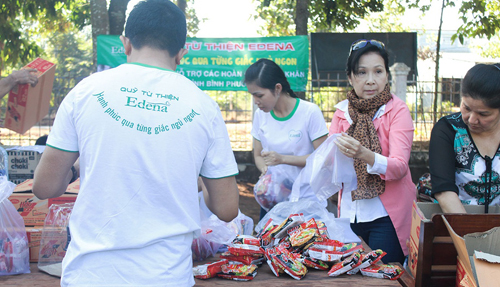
[
  {"left": 308, "top": 243, "right": 364, "bottom": 262},
  {"left": 360, "top": 264, "right": 404, "bottom": 280},
  {"left": 220, "top": 251, "right": 264, "bottom": 266},
  {"left": 298, "top": 254, "right": 330, "bottom": 271},
  {"left": 310, "top": 238, "right": 344, "bottom": 252},
  {"left": 327, "top": 251, "right": 362, "bottom": 277},
  {"left": 346, "top": 249, "right": 386, "bottom": 275},
  {"left": 228, "top": 244, "right": 264, "bottom": 257},
  {"left": 271, "top": 213, "right": 305, "bottom": 239},
  {"left": 288, "top": 218, "right": 320, "bottom": 248},
  {"left": 264, "top": 247, "right": 284, "bottom": 277},
  {"left": 273, "top": 245, "right": 308, "bottom": 280},
  {"left": 218, "top": 264, "right": 258, "bottom": 281},
  {"left": 217, "top": 271, "right": 257, "bottom": 281},
  {"left": 192, "top": 259, "right": 228, "bottom": 279},
  {"left": 232, "top": 235, "right": 261, "bottom": 246}
]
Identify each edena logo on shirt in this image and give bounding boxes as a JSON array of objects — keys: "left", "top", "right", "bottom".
[
  {"left": 289, "top": 130, "right": 302, "bottom": 143},
  {"left": 125, "top": 96, "right": 169, "bottom": 112}
]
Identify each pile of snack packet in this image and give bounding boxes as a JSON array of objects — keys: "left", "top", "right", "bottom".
[{"left": 193, "top": 213, "right": 404, "bottom": 281}]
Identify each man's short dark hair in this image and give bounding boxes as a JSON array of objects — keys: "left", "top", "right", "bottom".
[{"left": 125, "top": 0, "right": 187, "bottom": 57}]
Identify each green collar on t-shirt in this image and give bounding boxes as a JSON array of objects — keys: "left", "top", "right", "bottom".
[
  {"left": 271, "top": 97, "right": 300, "bottom": 121},
  {"left": 127, "top": 62, "right": 174, "bottom": 72}
]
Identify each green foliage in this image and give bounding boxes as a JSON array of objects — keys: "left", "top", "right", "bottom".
[
  {"left": 186, "top": 1, "right": 203, "bottom": 37},
  {"left": 45, "top": 30, "right": 93, "bottom": 109},
  {"left": 364, "top": 0, "right": 411, "bottom": 32},
  {"left": 452, "top": 0, "right": 500, "bottom": 44},
  {"left": 0, "top": 0, "right": 89, "bottom": 68},
  {"left": 472, "top": 37, "right": 500, "bottom": 59},
  {"left": 254, "top": 0, "right": 386, "bottom": 35}
]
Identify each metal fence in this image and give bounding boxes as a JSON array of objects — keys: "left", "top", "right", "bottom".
[{"left": 0, "top": 74, "right": 462, "bottom": 151}]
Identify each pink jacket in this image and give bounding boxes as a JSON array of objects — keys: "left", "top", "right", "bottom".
[{"left": 329, "top": 95, "right": 415, "bottom": 255}]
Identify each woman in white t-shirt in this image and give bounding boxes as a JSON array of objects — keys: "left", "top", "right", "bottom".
[{"left": 245, "top": 59, "right": 328, "bottom": 219}]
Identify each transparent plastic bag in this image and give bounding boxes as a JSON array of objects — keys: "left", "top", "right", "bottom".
[
  {"left": 192, "top": 193, "right": 238, "bottom": 261},
  {"left": 254, "top": 199, "right": 360, "bottom": 243},
  {"left": 253, "top": 165, "right": 294, "bottom": 212},
  {"left": 0, "top": 176, "right": 30, "bottom": 276},
  {"left": 37, "top": 202, "right": 74, "bottom": 277},
  {"left": 0, "top": 147, "right": 8, "bottom": 178},
  {"left": 290, "top": 134, "right": 356, "bottom": 202}
]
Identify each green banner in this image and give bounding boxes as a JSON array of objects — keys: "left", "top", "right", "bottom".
[{"left": 97, "top": 35, "right": 309, "bottom": 91}]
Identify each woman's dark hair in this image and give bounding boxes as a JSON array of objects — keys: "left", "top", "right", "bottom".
[
  {"left": 346, "top": 40, "right": 390, "bottom": 77},
  {"left": 461, "top": 63, "right": 500, "bottom": 109},
  {"left": 244, "top": 59, "right": 297, "bottom": 98}
]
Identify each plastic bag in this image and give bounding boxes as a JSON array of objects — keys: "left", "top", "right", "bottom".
[
  {"left": 0, "top": 147, "right": 8, "bottom": 178},
  {"left": 254, "top": 199, "right": 360, "bottom": 243},
  {"left": 254, "top": 166, "right": 294, "bottom": 212},
  {"left": 37, "top": 202, "right": 74, "bottom": 277},
  {"left": 192, "top": 193, "right": 238, "bottom": 261},
  {"left": 0, "top": 176, "right": 30, "bottom": 276},
  {"left": 290, "top": 134, "right": 356, "bottom": 202}
]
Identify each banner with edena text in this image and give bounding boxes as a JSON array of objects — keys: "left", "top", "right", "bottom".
[{"left": 97, "top": 35, "right": 309, "bottom": 91}]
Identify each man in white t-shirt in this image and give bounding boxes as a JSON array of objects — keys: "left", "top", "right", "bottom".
[{"left": 32, "top": 1, "right": 239, "bottom": 286}]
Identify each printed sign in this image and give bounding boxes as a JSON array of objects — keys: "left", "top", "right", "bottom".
[{"left": 97, "top": 35, "right": 309, "bottom": 91}]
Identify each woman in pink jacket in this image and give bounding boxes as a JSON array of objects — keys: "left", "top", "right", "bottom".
[{"left": 329, "top": 39, "right": 415, "bottom": 264}]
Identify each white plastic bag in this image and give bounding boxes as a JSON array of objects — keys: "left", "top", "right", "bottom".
[
  {"left": 0, "top": 176, "right": 30, "bottom": 276},
  {"left": 192, "top": 192, "right": 243, "bottom": 261},
  {"left": 290, "top": 134, "right": 356, "bottom": 202},
  {"left": 254, "top": 199, "right": 360, "bottom": 243},
  {"left": 253, "top": 165, "right": 294, "bottom": 212}
]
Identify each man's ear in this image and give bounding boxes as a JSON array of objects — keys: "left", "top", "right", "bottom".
[
  {"left": 175, "top": 48, "right": 188, "bottom": 65},
  {"left": 120, "top": 36, "right": 132, "bottom": 56}
]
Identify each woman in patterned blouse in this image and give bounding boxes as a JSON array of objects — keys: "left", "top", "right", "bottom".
[{"left": 429, "top": 63, "right": 500, "bottom": 213}]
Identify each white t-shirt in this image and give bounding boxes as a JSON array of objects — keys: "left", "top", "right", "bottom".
[
  {"left": 251, "top": 98, "right": 328, "bottom": 200},
  {"left": 47, "top": 63, "right": 238, "bottom": 286}
]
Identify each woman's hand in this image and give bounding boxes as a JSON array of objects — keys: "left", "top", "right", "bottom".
[
  {"left": 261, "top": 151, "right": 283, "bottom": 166},
  {"left": 335, "top": 133, "right": 375, "bottom": 166},
  {"left": 259, "top": 165, "right": 268, "bottom": 178},
  {"left": 335, "top": 133, "right": 363, "bottom": 158}
]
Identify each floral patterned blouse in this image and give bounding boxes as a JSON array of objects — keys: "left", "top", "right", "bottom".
[{"left": 429, "top": 112, "right": 500, "bottom": 209}]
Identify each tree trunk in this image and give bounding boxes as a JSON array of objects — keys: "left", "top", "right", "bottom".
[
  {"left": 109, "top": 0, "right": 130, "bottom": 35},
  {"left": 90, "top": 0, "right": 110, "bottom": 71},
  {"left": 177, "top": 0, "right": 187, "bottom": 14},
  {"left": 295, "top": 0, "right": 309, "bottom": 36},
  {"left": 433, "top": 0, "right": 445, "bottom": 124},
  {"left": 295, "top": 0, "right": 309, "bottom": 99}
]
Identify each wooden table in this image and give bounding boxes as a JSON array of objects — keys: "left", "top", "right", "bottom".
[
  {"left": 0, "top": 262, "right": 407, "bottom": 287},
  {"left": 194, "top": 260, "right": 406, "bottom": 286},
  {"left": 0, "top": 243, "right": 414, "bottom": 287}
]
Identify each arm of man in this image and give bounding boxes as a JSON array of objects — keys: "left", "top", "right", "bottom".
[
  {"left": 201, "top": 176, "right": 239, "bottom": 222},
  {"left": 0, "top": 69, "right": 39, "bottom": 99},
  {"left": 33, "top": 146, "right": 79, "bottom": 200}
]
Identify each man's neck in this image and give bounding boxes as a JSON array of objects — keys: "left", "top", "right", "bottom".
[{"left": 127, "top": 46, "right": 177, "bottom": 71}]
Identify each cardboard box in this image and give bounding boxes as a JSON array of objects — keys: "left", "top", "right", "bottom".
[
  {"left": 26, "top": 227, "right": 43, "bottom": 263},
  {"left": 8, "top": 179, "right": 79, "bottom": 226},
  {"left": 408, "top": 201, "right": 500, "bottom": 278},
  {"left": 37, "top": 227, "right": 69, "bottom": 264},
  {"left": 26, "top": 227, "right": 69, "bottom": 264},
  {"left": 6, "top": 146, "right": 45, "bottom": 184},
  {"left": 4, "top": 58, "right": 56, "bottom": 134},
  {"left": 443, "top": 215, "right": 500, "bottom": 287},
  {"left": 456, "top": 256, "right": 477, "bottom": 287}
]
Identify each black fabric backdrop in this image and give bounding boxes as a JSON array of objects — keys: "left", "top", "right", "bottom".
[{"left": 311, "top": 32, "right": 418, "bottom": 87}]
